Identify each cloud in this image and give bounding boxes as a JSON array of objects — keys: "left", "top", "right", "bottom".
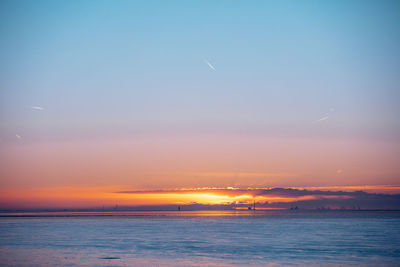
[
  {"left": 31, "top": 106, "right": 44, "bottom": 111},
  {"left": 115, "top": 187, "right": 400, "bottom": 210},
  {"left": 15, "top": 134, "right": 21, "bottom": 139},
  {"left": 302, "top": 185, "right": 400, "bottom": 194}
]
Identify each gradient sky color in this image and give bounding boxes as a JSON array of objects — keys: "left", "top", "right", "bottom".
[{"left": 0, "top": 0, "right": 399, "bottom": 208}]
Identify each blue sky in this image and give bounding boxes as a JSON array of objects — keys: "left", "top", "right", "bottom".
[{"left": 1, "top": 0, "right": 399, "bottom": 142}]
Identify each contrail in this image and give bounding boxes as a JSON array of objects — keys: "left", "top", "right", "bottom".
[
  {"left": 313, "top": 116, "right": 329, "bottom": 123},
  {"left": 32, "top": 106, "right": 44, "bottom": 111},
  {"left": 313, "top": 108, "right": 335, "bottom": 123},
  {"left": 204, "top": 59, "right": 215, "bottom": 71}
]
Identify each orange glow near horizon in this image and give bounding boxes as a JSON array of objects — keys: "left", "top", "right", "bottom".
[
  {"left": 1, "top": 136, "right": 399, "bottom": 195},
  {"left": 2, "top": 184, "right": 397, "bottom": 209},
  {"left": 1, "top": 135, "right": 399, "bottom": 209}
]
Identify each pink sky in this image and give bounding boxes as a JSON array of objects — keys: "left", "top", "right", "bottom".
[{"left": 1, "top": 133, "right": 399, "bottom": 208}]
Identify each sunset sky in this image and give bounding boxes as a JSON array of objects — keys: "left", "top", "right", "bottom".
[{"left": 0, "top": 0, "right": 399, "bottom": 209}]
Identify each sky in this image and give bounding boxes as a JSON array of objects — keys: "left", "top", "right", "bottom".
[{"left": 0, "top": 0, "right": 399, "bottom": 209}]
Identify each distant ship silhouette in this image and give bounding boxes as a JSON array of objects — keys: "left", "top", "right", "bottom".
[{"left": 248, "top": 200, "right": 256, "bottom": 210}]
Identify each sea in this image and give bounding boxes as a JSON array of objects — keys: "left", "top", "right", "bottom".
[{"left": 0, "top": 210, "right": 399, "bottom": 266}]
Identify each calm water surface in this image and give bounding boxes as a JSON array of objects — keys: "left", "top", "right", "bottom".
[{"left": 0, "top": 211, "right": 399, "bottom": 266}]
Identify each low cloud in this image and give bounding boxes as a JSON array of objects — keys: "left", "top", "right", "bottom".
[{"left": 116, "top": 187, "right": 400, "bottom": 210}]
